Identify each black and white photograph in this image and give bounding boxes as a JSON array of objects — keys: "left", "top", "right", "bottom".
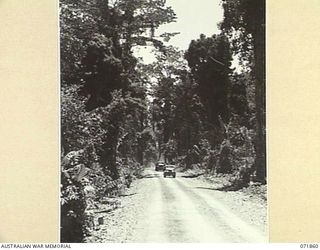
[{"left": 60, "top": 0, "right": 267, "bottom": 243}]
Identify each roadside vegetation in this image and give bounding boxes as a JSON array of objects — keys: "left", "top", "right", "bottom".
[{"left": 60, "top": 0, "right": 266, "bottom": 242}]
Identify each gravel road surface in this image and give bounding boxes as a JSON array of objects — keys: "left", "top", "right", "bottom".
[{"left": 86, "top": 167, "right": 267, "bottom": 243}]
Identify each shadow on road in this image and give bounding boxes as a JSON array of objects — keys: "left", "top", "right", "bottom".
[
  {"left": 140, "top": 173, "right": 161, "bottom": 179},
  {"left": 119, "top": 193, "right": 137, "bottom": 197},
  {"left": 181, "top": 173, "right": 204, "bottom": 178},
  {"left": 195, "top": 183, "right": 246, "bottom": 192}
]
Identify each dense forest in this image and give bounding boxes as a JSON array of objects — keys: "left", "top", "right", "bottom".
[{"left": 60, "top": 0, "right": 265, "bottom": 242}]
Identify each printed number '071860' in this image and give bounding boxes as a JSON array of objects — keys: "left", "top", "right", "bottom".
[{"left": 300, "top": 244, "right": 319, "bottom": 248}]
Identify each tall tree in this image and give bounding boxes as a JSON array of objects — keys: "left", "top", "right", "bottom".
[
  {"left": 60, "top": 0, "right": 177, "bottom": 178},
  {"left": 60, "top": 0, "right": 101, "bottom": 85},
  {"left": 146, "top": 46, "right": 207, "bottom": 166},
  {"left": 148, "top": 47, "right": 186, "bottom": 159},
  {"left": 220, "top": 0, "right": 266, "bottom": 182},
  {"left": 185, "top": 34, "right": 233, "bottom": 145}
]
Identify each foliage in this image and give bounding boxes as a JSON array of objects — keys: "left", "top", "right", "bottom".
[
  {"left": 60, "top": 150, "right": 87, "bottom": 243},
  {"left": 61, "top": 85, "right": 106, "bottom": 158},
  {"left": 147, "top": 46, "right": 208, "bottom": 163},
  {"left": 185, "top": 34, "right": 232, "bottom": 129},
  {"left": 60, "top": 0, "right": 101, "bottom": 85},
  {"left": 220, "top": 0, "right": 266, "bottom": 182},
  {"left": 220, "top": 0, "right": 265, "bottom": 62}
]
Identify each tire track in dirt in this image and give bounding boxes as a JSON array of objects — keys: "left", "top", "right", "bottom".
[
  {"left": 159, "top": 177, "right": 224, "bottom": 242},
  {"left": 159, "top": 176, "right": 191, "bottom": 242}
]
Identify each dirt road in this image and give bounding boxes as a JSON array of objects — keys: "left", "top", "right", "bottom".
[{"left": 86, "top": 167, "right": 267, "bottom": 243}]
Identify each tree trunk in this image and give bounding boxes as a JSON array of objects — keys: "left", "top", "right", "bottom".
[
  {"left": 253, "top": 13, "right": 266, "bottom": 183},
  {"left": 101, "top": 124, "right": 120, "bottom": 180}
]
